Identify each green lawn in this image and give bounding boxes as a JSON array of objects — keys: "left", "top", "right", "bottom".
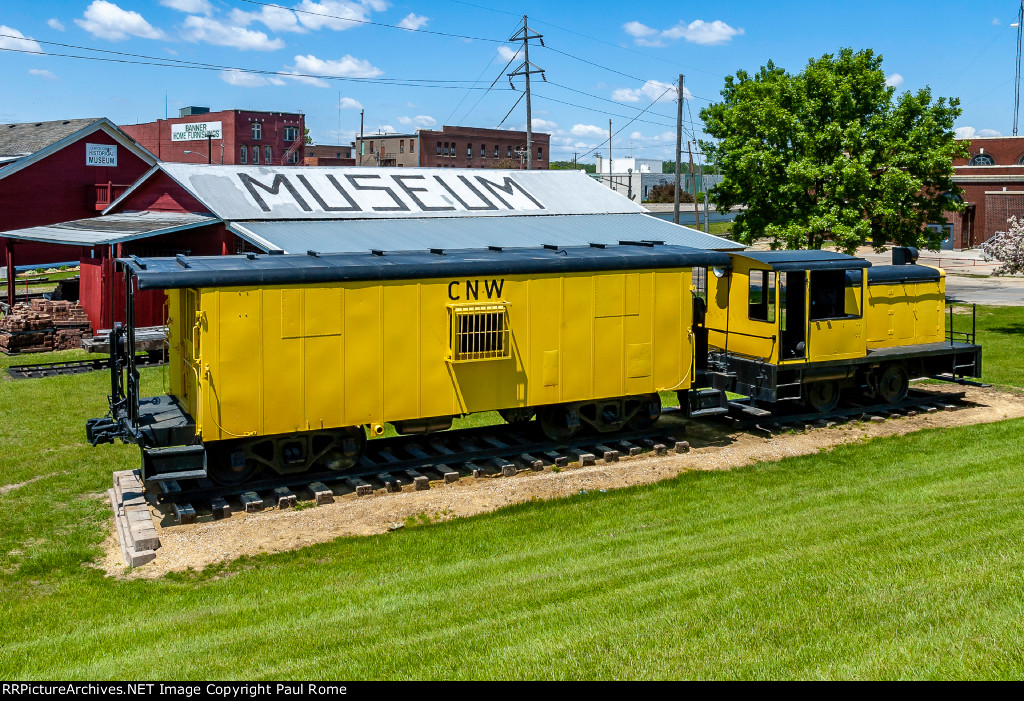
[
  {"left": 0, "top": 304, "right": 1021, "bottom": 679},
  {"left": 951, "top": 305, "right": 1024, "bottom": 388}
]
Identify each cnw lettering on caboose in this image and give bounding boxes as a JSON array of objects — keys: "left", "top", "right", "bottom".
[{"left": 448, "top": 279, "right": 505, "bottom": 301}]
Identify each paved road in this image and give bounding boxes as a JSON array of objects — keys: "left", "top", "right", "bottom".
[{"left": 944, "top": 275, "right": 1024, "bottom": 306}]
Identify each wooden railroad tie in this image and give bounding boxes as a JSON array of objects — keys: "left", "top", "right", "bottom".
[
  {"left": 433, "top": 464, "right": 460, "bottom": 483},
  {"left": 210, "top": 496, "right": 231, "bottom": 520},
  {"left": 308, "top": 481, "right": 334, "bottom": 504}
]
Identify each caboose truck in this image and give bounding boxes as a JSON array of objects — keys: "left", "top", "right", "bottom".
[
  {"left": 86, "top": 244, "right": 729, "bottom": 485},
  {"left": 683, "top": 247, "right": 983, "bottom": 416}
]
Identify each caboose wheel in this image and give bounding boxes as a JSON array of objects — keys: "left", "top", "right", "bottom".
[
  {"left": 877, "top": 364, "right": 909, "bottom": 404},
  {"left": 206, "top": 442, "right": 261, "bottom": 486},
  {"left": 538, "top": 405, "right": 582, "bottom": 441},
  {"left": 805, "top": 380, "right": 840, "bottom": 414},
  {"left": 627, "top": 393, "right": 662, "bottom": 430},
  {"left": 499, "top": 407, "right": 536, "bottom": 425}
]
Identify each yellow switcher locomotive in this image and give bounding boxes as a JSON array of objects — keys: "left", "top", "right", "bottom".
[{"left": 87, "top": 244, "right": 729, "bottom": 485}]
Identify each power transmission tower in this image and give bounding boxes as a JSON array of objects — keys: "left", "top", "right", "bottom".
[
  {"left": 508, "top": 15, "right": 545, "bottom": 170},
  {"left": 1016, "top": 1, "right": 1023, "bottom": 135}
]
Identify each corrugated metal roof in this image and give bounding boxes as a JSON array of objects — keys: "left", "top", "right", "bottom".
[
  {"left": 228, "top": 212, "right": 743, "bottom": 253},
  {"left": 157, "top": 163, "right": 646, "bottom": 221},
  {"left": 0, "top": 118, "right": 102, "bottom": 157},
  {"left": 0, "top": 211, "right": 219, "bottom": 246}
]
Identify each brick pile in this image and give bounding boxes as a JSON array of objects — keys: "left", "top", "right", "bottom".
[{"left": 0, "top": 300, "right": 91, "bottom": 353}]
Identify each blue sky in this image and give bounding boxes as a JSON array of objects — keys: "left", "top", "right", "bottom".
[{"left": 0, "top": 0, "right": 1020, "bottom": 163}]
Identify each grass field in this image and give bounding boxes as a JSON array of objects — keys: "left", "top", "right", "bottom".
[{"left": 0, "top": 304, "right": 1021, "bottom": 679}]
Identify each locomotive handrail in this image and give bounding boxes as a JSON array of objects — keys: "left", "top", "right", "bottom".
[{"left": 702, "top": 326, "right": 778, "bottom": 343}]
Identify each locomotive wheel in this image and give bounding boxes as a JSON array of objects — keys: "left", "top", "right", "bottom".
[
  {"left": 312, "top": 427, "right": 366, "bottom": 471},
  {"left": 627, "top": 393, "right": 662, "bottom": 430},
  {"left": 877, "top": 364, "right": 909, "bottom": 404},
  {"left": 538, "top": 404, "right": 582, "bottom": 442},
  {"left": 805, "top": 380, "right": 840, "bottom": 414}
]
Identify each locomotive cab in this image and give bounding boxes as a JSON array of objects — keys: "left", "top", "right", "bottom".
[{"left": 690, "top": 248, "right": 982, "bottom": 414}]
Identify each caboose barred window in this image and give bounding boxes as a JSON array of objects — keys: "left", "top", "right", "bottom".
[{"left": 448, "top": 304, "right": 510, "bottom": 362}]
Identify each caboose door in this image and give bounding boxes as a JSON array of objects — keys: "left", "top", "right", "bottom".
[{"left": 779, "top": 271, "right": 806, "bottom": 360}]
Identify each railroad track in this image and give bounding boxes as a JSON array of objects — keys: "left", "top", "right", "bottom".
[
  {"left": 152, "top": 387, "right": 973, "bottom": 525},
  {"left": 6, "top": 353, "right": 165, "bottom": 380}
]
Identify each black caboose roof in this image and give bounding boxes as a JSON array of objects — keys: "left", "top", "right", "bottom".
[
  {"left": 118, "top": 244, "right": 732, "bottom": 290},
  {"left": 732, "top": 250, "right": 871, "bottom": 272}
]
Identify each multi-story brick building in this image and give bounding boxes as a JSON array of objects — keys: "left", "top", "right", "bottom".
[
  {"left": 353, "top": 126, "right": 550, "bottom": 168},
  {"left": 354, "top": 132, "right": 419, "bottom": 167},
  {"left": 304, "top": 143, "right": 355, "bottom": 166},
  {"left": 120, "top": 106, "right": 305, "bottom": 167},
  {"left": 946, "top": 135, "right": 1024, "bottom": 249}
]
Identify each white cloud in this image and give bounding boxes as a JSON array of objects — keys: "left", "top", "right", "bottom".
[
  {"left": 572, "top": 124, "right": 606, "bottom": 137},
  {"left": 498, "top": 46, "right": 521, "bottom": 62},
  {"left": 28, "top": 68, "right": 58, "bottom": 80},
  {"left": 398, "top": 13, "right": 428, "bottom": 30},
  {"left": 229, "top": 6, "right": 305, "bottom": 33},
  {"left": 75, "top": 1, "right": 165, "bottom": 41},
  {"left": 220, "top": 69, "right": 286, "bottom": 87},
  {"left": 373, "top": 124, "right": 397, "bottom": 134},
  {"left": 182, "top": 16, "right": 284, "bottom": 51},
  {"left": 0, "top": 26, "right": 43, "bottom": 53},
  {"left": 624, "top": 18, "right": 743, "bottom": 47},
  {"left": 160, "top": 0, "right": 213, "bottom": 14},
  {"left": 531, "top": 118, "right": 557, "bottom": 130},
  {"left": 955, "top": 126, "right": 1003, "bottom": 139},
  {"left": 294, "top": 0, "right": 388, "bottom": 32},
  {"left": 47, "top": 18, "right": 65, "bottom": 31},
  {"left": 612, "top": 80, "right": 689, "bottom": 104},
  {"left": 339, "top": 96, "right": 363, "bottom": 109},
  {"left": 885, "top": 72, "right": 904, "bottom": 88},
  {"left": 397, "top": 115, "right": 437, "bottom": 127},
  {"left": 291, "top": 53, "right": 383, "bottom": 78}
]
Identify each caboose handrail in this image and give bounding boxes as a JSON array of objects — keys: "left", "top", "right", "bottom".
[{"left": 703, "top": 326, "right": 777, "bottom": 342}]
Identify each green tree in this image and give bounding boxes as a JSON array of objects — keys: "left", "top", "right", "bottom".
[{"left": 700, "top": 48, "right": 967, "bottom": 252}]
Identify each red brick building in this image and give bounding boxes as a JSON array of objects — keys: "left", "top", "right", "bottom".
[
  {"left": 0, "top": 118, "right": 157, "bottom": 306},
  {"left": 120, "top": 107, "right": 305, "bottom": 167},
  {"left": 354, "top": 126, "right": 551, "bottom": 169},
  {"left": 947, "top": 135, "right": 1024, "bottom": 249}
]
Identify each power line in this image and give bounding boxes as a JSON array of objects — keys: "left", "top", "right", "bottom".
[
  {"left": 445, "top": 18, "right": 523, "bottom": 125},
  {"left": 531, "top": 92, "right": 677, "bottom": 129},
  {"left": 577, "top": 84, "right": 676, "bottom": 161},
  {"left": 235, "top": 0, "right": 507, "bottom": 43}
]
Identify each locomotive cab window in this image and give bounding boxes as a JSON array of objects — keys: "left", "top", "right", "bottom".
[
  {"left": 449, "top": 304, "right": 510, "bottom": 362},
  {"left": 810, "top": 269, "right": 861, "bottom": 320},
  {"left": 748, "top": 270, "right": 776, "bottom": 323}
]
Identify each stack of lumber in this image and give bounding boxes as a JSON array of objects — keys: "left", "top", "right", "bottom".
[{"left": 0, "top": 300, "right": 91, "bottom": 353}]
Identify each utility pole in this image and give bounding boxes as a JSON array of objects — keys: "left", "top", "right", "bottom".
[
  {"left": 674, "top": 74, "right": 684, "bottom": 225},
  {"left": 508, "top": 16, "right": 545, "bottom": 170},
  {"left": 688, "top": 141, "right": 699, "bottom": 228},
  {"left": 608, "top": 119, "right": 613, "bottom": 190},
  {"left": 1016, "top": 1, "right": 1023, "bottom": 135},
  {"left": 359, "top": 109, "right": 364, "bottom": 166}
]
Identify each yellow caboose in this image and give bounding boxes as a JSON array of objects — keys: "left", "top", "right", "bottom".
[
  {"left": 87, "top": 244, "right": 729, "bottom": 484},
  {"left": 687, "top": 248, "right": 981, "bottom": 414}
]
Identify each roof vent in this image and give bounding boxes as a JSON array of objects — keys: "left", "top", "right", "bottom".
[
  {"left": 371, "top": 249, "right": 385, "bottom": 256},
  {"left": 267, "top": 249, "right": 284, "bottom": 255},
  {"left": 892, "top": 247, "right": 919, "bottom": 265},
  {"left": 179, "top": 106, "right": 211, "bottom": 117},
  {"left": 430, "top": 248, "right": 446, "bottom": 255}
]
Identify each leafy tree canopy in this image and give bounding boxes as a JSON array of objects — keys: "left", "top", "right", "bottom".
[{"left": 700, "top": 48, "right": 968, "bottom": 253}]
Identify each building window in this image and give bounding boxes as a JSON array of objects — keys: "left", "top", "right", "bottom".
[
  {"left": 240, "top": 145, "right": 247, "bottom": 164},
  {"left": 969, "top": 153, "right": 996, "bottom": 166},
  {"left": 288, "top": 150, "right": 299, "bottom": 164},
  {"left": 537, "top": 146, "right": 543, "bottom": 159},
  {"left": 251, "top": 122, "right": 262, "bottom": 140},
  {"left": 283, "top": 126, "right": 300, "bottom": 143},
  {"left": 265, "top": 146, "right": 272, "bottom": 164},
  {"left": 369, "top": 141, "right": 374, "bottom": 153},
  {"left": 252, "top": 145, "right": 259, "bottom": 164},
  {"left": 467, "top": 143, "right": 473, "bottom": 158},
  {"left": 507, "top": 146, "right": 512, "bottom": 158},
  {"left": 450, "top": 142, "right": 456, "bottom": 157},
  {"left": 410, "top": 139, "right": 415, "bottom": 153},
  {"left": 400, "top": 140, "right": 405, "bottom": 153},
  {"left": 481, "top": 144, "right": 486, "bottom": 157},
  {"left": 437, "top": 141, "right": 442, "bottom": 156}
]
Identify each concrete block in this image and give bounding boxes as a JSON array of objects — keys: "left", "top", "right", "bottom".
[
  {"left": 308, "top": 482, "right": 334, "bottom": 505},
  {"left": 346, "top": 477, "right": 372, "bottom": 496},
  {"left": 130, "top": 527, "right": 160, "bottom": 552},
  {"left": 673, "top": 441, "right": 690, "bottom": 454},
  {"left": 544, "top": 451, "right": 569, "bottom": 468},
  {"left": 240, "top": 491, "right": 263, "bottom": 512},
  {"left": 273, "top": 487, "right": 297, "bottom": 509},
  {"left": 378, "top": 473, "right": 402, "bottom": 493},
  {"left": 568, "top": 451, "right": 596, "bottom": 466},
  {"left": 406, "top": 470, "right": 430, "bottom": 490},
  {"left": 519, "top": 454, "right": 544, "bottom": 471},
  {"left": 433, "top": 464, "right": 460, "bottom": 483},
  {"left": 210, "top": 496, "right": 231, "bottom": 520},
  {"left": 595, "top": 445, "right": 619, "bottom": 463},
  {"left": 172, "top": 502, "right": 196, "bottom": 525},
  {"left": 126, "top": 547, "right": 156, "bottom": 567}
]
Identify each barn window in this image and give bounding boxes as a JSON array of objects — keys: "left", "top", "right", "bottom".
[
  {"left": 449, "top": 304, "right": 510, "bottom": 362},
  {"left": 968, "top": 153, "right": 995, "bottom": 166}
]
